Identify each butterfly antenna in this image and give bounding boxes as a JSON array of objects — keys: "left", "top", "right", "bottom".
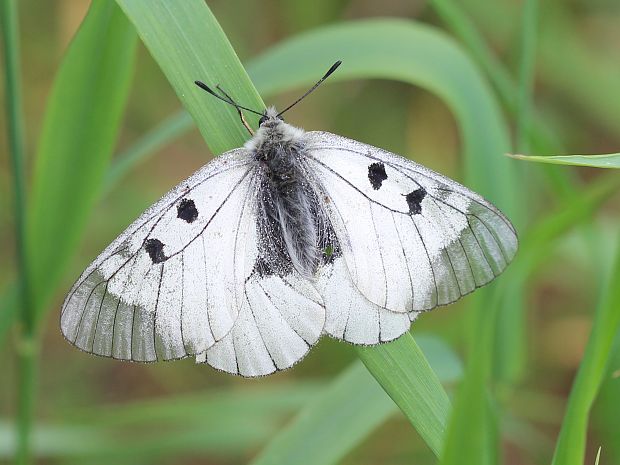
[
  {"left": 277, "top": 60, "right": 342, "bottom": 117},
  {"left": 194, "top": 80, "right": 264, "bottom": 117}
]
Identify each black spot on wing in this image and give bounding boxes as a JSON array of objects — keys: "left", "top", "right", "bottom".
[
  {"left": 144, "top": 238, "right": 167, "bottom": 264},
  {"left": 405, "top": 188, "right": 426, "bottom": 215},
  {"left": 177, "top": 198, "right": 198, "bottom": 223},
  {"left": 368, "top": 162, "right": 388, "bottom": 190}
]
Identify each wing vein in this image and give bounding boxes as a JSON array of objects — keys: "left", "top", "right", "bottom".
[
  {"left": 391, "top": 211, "right": 415, "bottom": 311},
  {"left": 152, "top": 263, "right": 165, "bottom": 361}
]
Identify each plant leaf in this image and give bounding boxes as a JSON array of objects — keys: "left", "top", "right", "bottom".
[
  {"left": 551, "top": 234, "right": 620, "bottom": 464},
  {"left": 508, "top": 152, "right": 620, "bottom": 168},
  {"left": 357, "top": 334, "right": 451, "bottom": 457},
  {"left": 115, "top": 0, "right": 265, "bottom": 154},
  {"left": 252, "top": 335, "right": 462, "bottom": 465},
  {"left": 0, "top": 384, "right": 317, "bottom": 461},
  {"left": 27, "top": 1, "right": 137, "bottom": 316}
]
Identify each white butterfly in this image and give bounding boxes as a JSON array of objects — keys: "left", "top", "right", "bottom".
[{"left": 61, "top": 62, "right": 517, "bottom": 377}]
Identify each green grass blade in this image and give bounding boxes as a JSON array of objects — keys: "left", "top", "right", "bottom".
[
  {"left": 245, "top": 364, "right": 395, "bottom": 465},
  {"left": 440, "top": 291, "right": 497, "bottom": 465},
  {"left": 0, "top": 286, "right": 19, "bottom": 349},
  {"left": 75, "top": 383, "right": 321, "bottom": 426},
  {"left": 495, "top": 0, "right": 538, "bottom": 388},
  {"left": 0, "top": 0, "right": 29, "bottom": 328},
  {"left": 27, "top": 1, "right": 137, "bottom": 316},
  {"left": 103, "top": 112, "right": 192, "bottom": 193},
  {"left": 357, "top": 335, "right": 451, "bottom": 457},
  {"left": 551, "top": 235, "right": 620, "bottom": 465},
  {"left": 2, "top": 2, "right": 37, "bottom": 462},
  {"left": 115, "top": 0, "right": 265, "bottom": 154},
  {"left": 515, "top": 0, "right": 538, "bottom": 153},
  {"left": 252, "top": 335, "right": 461, "bottom": 465},
  {"left": 428, "top": 0, "right": 558, "bottom": 155},
  {"left": 0, "top": 385, "right": 321, "bottom": 461},
  {"left": 508, "top": 152, "right": 620, "bottom": 168},
  {"left": 428, "top": 0, "right": 516, "bottom": 111}
]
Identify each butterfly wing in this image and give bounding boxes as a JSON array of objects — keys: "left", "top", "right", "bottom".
[
  {"left": 304, "top": 131, "right": 518, "bottom": 314},
  {"left": 61, "top": 148, "right": 256, "bottom": 361},
  {"left": 198, "top": 272, "right": 325, "bottom": 377},
  {"left": 317, "top": 257, "right": 412, "bottom": 345},
  {"left": 197, "top": 175, "right": 325, "bottom": 377}
]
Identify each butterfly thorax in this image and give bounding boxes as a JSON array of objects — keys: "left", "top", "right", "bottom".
[{"left": 248, "top": 112, "right": 327, "bottom": 279}]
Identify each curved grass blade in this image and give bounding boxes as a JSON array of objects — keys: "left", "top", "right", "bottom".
[
  {"left": 252, "top": 335, "right": 462, "bottom": 465},
  {"left": 0, "top": 384, "right": 315, "bottom": 461},
  {"left": 508, "top": 152, "right": 620, "bottom": 168},
  {"left": 103, "top": 112, "right": 191, "bottom": 193},
  {"left": 357, "top": 334, "right": 451, "bottom": 457},
  {"left": 551, "top": 234, "right": 620, "bottom": 465},
  {"left": 115, "top": 0, "right": 265, "bottom": 155}
]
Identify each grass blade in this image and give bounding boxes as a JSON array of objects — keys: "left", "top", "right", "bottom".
[
  {"left": 0, "top": 0, "right": 29, "bottom": 326},
  {"left": 2, "top": 1, "right": 35, "bottom": 462},
  {"left": 27, "top": 1, "right": 137, "bottom": 317},
  {"left": 440, "top": 291, "right": 497, "bottom": 465},
  {"left": 252, "top": 335, "right": 461, "bottom": 465},
  {"left": 115, "top": 0, "right": 265, "bottom": 154},
  {"left": 0, "top": 385, "right": 317, "bottom": 461},
  {"left": 428, "top": 0, "right": 516, "bottom": 111},
  {"left": 515, "top": 0, "right": 538, "bottom": 153},
  {"left": 551, "top": 235, "right": 620, "bottom": 464},
  {"left": 250, "top": 364, "right": 396, "bottom": 465},
  {"left": 103, "top": 112, "right": 192, "bottom": 193},
  {"left": 357, "top": 335, "right": 451, "bottom": 457},
  {"left": 508, "top": 153, "right": 620, "bottom": 168}
]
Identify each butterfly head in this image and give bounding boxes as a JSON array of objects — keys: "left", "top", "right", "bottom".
[
  {"left": 246, "top": 107, "right": 304, "bottom": 151},
  {"left": 258, "top": 107, "right": 285, "bottom": 128}
]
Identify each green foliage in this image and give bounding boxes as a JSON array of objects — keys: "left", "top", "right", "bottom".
[
  {"left": 509, "top": 153, "right": 620, "bottom": 168},
  {"left": 551, "top": 239, "right": 620, "bottom": 464},
  {"left": 252, "top": 335, "right": 461, "bottom": 465},
  {"left": 27, "top": 1, "right": 137, "bottom": 316},
  {"left": 116, "top": 0, "right": 264, "bottom": 154},
  {"left": 2, "top": 0, "right": 619, "bottom": 464}
]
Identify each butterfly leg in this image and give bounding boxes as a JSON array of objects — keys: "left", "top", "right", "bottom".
[{"left": 215, "top": 84, "right": 255, "bottom": 136}]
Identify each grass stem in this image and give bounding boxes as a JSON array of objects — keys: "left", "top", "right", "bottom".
[
  {"left": 1, "top": 0, "right": 35, "bottom": 463},
  {"left": 516, "top": 0, "right": 539, "bottom": 153}
]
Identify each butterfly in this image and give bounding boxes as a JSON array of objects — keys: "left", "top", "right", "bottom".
[{"left": 61, "top": 61, "right": 517, "bottom": 377}]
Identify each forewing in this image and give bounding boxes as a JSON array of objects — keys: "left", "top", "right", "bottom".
[
  {"left": 304, "top": 132, "right": 518, "bottom": 313},
  {"left": 61, "top": 148, "right": 255, "bottom": 361}
]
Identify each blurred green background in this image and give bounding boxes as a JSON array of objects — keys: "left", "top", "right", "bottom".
[{"left": 1, "top": 0, "right": 620, "bottom": 464}]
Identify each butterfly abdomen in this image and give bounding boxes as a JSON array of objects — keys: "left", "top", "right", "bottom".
[{"left": 253, "top": 133, "right": 320, "bottom": 278}]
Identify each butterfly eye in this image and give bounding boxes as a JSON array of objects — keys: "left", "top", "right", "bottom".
[{"left": 258, "top": 115, "right": 268, "bottom": 126}]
